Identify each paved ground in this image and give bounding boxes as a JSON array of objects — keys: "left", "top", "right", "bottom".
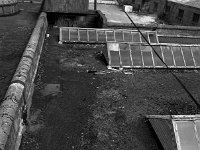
[
  {"left": 89, "top": 3, "right": 157, "bottom": 26},
  {"left": 89, "top": 3, "right": 132, "bottom": 26},
  {"left": 0, "top": 3, "right": 41, "bottom": 102}
]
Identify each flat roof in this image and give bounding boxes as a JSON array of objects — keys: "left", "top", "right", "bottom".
[{"left": 168, "top": 0, "right": 200, "bottom": 9}]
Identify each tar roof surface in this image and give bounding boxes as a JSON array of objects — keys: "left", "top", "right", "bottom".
[{"left": 168, "top": 0, "right": 200, "bottom": 9}]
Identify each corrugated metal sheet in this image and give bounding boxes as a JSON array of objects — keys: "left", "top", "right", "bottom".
[{"left": 149, "top": 118, "right": 177, "bottom": 150}]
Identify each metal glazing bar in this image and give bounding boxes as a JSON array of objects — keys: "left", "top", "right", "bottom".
[
  {"left": 131, "top": 31, "right": 134, "bottom": 42},
  {"left": 96, "top": 30, "right": 98, "bottom": 42},
  {"left": 140, "top": 44, "right": 145, "bottom": 67},
  {"left": 180, "top": 46, "right": 186, "bottom": 67},
  {"left": 171, "top": 46, "right": 176, "bottom": 67},
  {"left": 139, "top": 32, "right": 142, "bottom": 43},
  {"left": 61, "top": 27, "right": 138, "bottom": 32},
  {"left": 147, "top": 33, "right": 151, "bottom": 43},
  {"left": 77, "top": 29, "right": 80, "bottom": 42},
  {"left": 114, "top": 30, "right": 116, "bottom": 42},
  {"left": 129, "top": 44, "right": 134, "bottom": 66},
  {"left": 190, "top": 46, "right": 197, "bottom": 67},
  {"left": 118, "top": 44, "right": 122, "bottom": 68},
  {"left": 150, "top": 46, "right": 155, "bottom": 67},
  {"left": 105, "top": 31, "right": 108, "bottom": 42},
  {"left": 59, "top": 28, "right": 62, "bottom": 42},
  {"left": 155, "top": 32, "right": 159, "bottom": 43},
  {"left": 87, "top": 29, "right": 89, "bottom": 42},
  {"left": 160, "top": 46, "right": 165, "bottom": 63},
  {"left": 69, "top": 28, "right": 70, "bottom": 41}
]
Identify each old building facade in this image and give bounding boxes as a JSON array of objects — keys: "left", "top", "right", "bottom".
[
  {"left": 165, "top": 0, "right": 200, "bottom": 26},
  {"left": 132, "top": 0, "right": 200, "bottom": 26}
]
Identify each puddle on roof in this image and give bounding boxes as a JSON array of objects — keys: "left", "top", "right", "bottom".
[{"left": 40, "top": 84, "right": 61, "bottom": 96}]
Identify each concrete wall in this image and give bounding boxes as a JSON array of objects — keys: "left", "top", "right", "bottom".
[
  {"left": 0, "top": 12, "right": 47, "bottom": 150},
  {"left": 166, "top": 1, "right": 200, "bottom": 26}
]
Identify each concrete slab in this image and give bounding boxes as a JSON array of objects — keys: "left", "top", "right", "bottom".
[
  {"left": 127, "top": 12, "right": 157, "bottom": 25},
  {"left": 89, "top": 3, "right": 132, "bottom": 26}
]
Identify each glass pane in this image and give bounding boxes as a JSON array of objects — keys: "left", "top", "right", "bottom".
[
  {"left": 182, "top": 46, "right": 195, "bottom": 67},
  {"left": 61, "top": 28, "right": 69, "bottom": 41},
  {"left": 131, "top": 32, "right": 141, "bottom": 43},
  {"left": 141, "top": 32, "right": 148, "bottom": 43},
  {"left": 130, "top": 45, "right": 143, "bottom": 66},
  {"left": 119, "top": 43, "right": 129, "bottom": 51},
  {"left": 88, "top": 30, "right": 97, "bottom": 42},
  {"left": 106, "top": 31, "right": 115, "bottom": 42},
  {"left": 109, "top": 51, "right": 120, "bottom": 67},
  {"left": 176, "top": 121, "right": 199, "bottom": 150},
  {"left": 152, "top": 46, "right": 165, "bottom": 67},
  {"left": 70, "top": 29, "right": 78, "bottom": 41},
  {"left": 115, "top": 31, "right": 124, "bottom": 42},
  {"left": 79, "top": 29, "right": 88, "bottom": 41},
  {"left": 120, "top": 51, "right": 132, "bottom": 67},
  {"left": 172, "top": 46, "right": 185, "bottom": 67},
  {"left": 162, "top": 46, "right": 175, "bottom": 67},
  {"left": 124, "top": 31, "right": 132, "bottom": 42},
  {"left": 194, "top": 121, "right": 200, "bottom": 142},
  {"left": 149, "top": 33, "right": 158, "bottom": 43},
  {"left": 97, "top": 30, "right": 106, "bottom": 42},
  {"left": 191, "top": 46, "right": 200, "bottom": 67},
  {"left": 141, "top": 45, "right": 153, "bottom": 66}
]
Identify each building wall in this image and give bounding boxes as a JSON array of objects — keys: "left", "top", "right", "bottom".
[
  {"left": 44, "top": 0, "right": 89, "bottom": 13},
  {"left": 166, "top": 2, "right": 200, "bottom": 26},
  {"left": 134, "top": 0, "right": 166, "bottom": 15},
  {"left": 148, "top": 0, "right": 166, "bottom": 16}
]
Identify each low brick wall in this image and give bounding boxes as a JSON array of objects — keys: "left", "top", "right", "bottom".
[{"left": 0, "top": 12, "right": 47, "bottom": 150}]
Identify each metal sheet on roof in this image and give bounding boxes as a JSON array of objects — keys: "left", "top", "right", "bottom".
[
  {"left": 107, "top": 43, "right": 200, "bottom": 68},
  {"left": 59, "top": 27, "right": 158, "bottom": 43}
]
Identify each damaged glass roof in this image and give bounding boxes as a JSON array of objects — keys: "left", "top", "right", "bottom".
[
  {"left": 107, "top": 42, "right": 200, "bottom": 68},
  {"left": 147, "top": 115, "right": 200, "bottom": 150},
  {"left": 59, "top": 27, "right": 158, "bottom": 43}
]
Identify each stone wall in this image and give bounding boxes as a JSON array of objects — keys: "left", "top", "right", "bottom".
[{"left": 0, "top": 12, "right": 47, "bottom": 150}]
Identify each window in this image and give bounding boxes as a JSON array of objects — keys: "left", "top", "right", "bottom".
[
  {"left": 153, "top": 2, "right": 158, "bottom": 12},
  {"left": 192, "top": 13, "right": 200, "bottom": 23},
  {"left": 177, "top": 9, "right": 184, "bottom": 21}
]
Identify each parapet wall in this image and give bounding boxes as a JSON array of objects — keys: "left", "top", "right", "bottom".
[{"left": 0, "top": 12, "right": 47, "bottom": 150}]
